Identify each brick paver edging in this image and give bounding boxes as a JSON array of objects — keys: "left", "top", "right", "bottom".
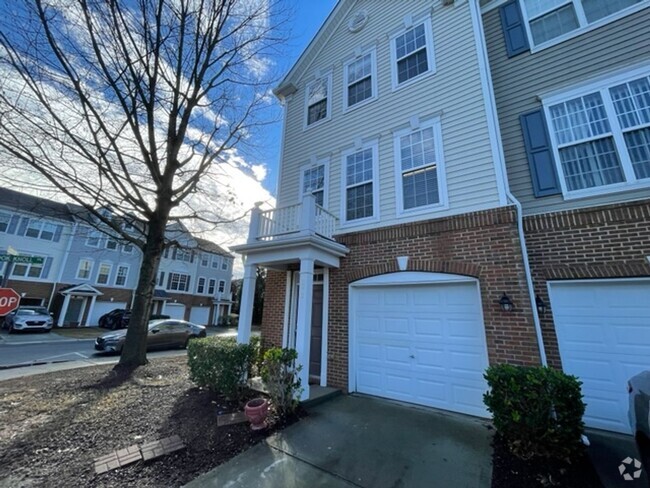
[{"left": 94, "top": 435, "right": 185, "bottom": 474}]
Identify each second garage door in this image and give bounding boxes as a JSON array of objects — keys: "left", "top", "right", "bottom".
[
  {"left": 165, "top": 303, "right": 186, "bottom": 320},
  {"left": 549, "top": 279, "right": 650, "bottom": 434},
  {"left": 351, "top": 278, "right": 490, "bottom": 417}
]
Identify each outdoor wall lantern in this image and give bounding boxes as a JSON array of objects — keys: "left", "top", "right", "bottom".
[
  {"left": 536, "top": 295, "right": 547, "bottom": 315},
  {"left": 499, "top": 292, "right": 514, "bottom": 312},
  {"left": 110, "top": 297, "right": 114, "bottom": 302}
]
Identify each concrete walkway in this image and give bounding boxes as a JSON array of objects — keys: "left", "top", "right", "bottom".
[{"left": 186, "top": 395, "right": 493, "bottom": 488}]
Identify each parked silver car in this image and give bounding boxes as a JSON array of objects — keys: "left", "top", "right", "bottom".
[
  {"left": 94, "top": 319, "right": 206, "bottom": 353},
  {"left": 4, "top": 306, "right": 54, "bottom": 333}
]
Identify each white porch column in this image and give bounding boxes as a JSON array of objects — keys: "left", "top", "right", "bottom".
[
  {"left": 84, "top": 295, "right": 97, "bottom": 326},
  {"left": 294, "top": 258, "right": 315, "bottom": 401},
  {"left": 300, "top": 194, "right": 316, "bottom": 236},
  {"left": 237, "top": 263, "right": 256, "bottom": 343},
  {"left": 58, "top": 294, "right": 70, "bottom": 327},
  {"left": 214, "top": 303, "right": 221, "bottom": 326},
  {"left": 247, "top": 204, "right": 263, "bottom": 244}
]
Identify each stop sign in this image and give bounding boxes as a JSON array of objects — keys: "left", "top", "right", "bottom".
[{"left": 0, "top": 288, "right": 21, "bottom": 316}]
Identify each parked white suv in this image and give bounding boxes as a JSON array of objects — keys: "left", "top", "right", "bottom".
[{"left": 4, "top": 306, "right": 54, "bottom": 333}]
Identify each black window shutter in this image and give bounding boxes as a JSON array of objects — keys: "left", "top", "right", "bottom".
[
  {"left": 499, "top": 1, "right": 529, "bottom": 57},
  {"left": 520, "top": 110, "right": 562, "bottom": 197},
  {"left": 167, "top": 273, "right": 172, "bottom": 289}
]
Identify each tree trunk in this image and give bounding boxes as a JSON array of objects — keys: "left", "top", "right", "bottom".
[{"left": 117, "top": 210, "right": 168, "bottom": 368}]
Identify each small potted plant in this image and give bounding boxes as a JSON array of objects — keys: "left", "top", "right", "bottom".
[{"left": 244, "top": 398, "right": 269, "bottom": 430}]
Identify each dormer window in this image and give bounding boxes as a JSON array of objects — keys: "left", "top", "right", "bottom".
[{"left": 305, "top": 75, "right": 331, "bottom": 127}]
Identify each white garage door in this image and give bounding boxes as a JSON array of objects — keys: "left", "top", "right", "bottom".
[
  {"left": 549, "top": 280, "right": 650, "bottom": 434},
  {"left": 351, "top": 278, "right": 490, "bottom": 417},
  {"left": 190, "top": 306, "right": 210, "bottom": 325},
  {"left": 165, "top": 303, "right": 186, "bottom": 320},
  {"left": 90, "top": 301, "right": 127, "bottom": 326}
]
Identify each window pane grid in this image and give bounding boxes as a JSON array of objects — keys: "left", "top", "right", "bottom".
[
  {"left": 395, "top": 24, "right": 426, "bottom": 60},
  {"left": 346, "top": 149, "right": 373, "bottom": 186},
  {"left": 559, "top": 138, "right": 624, "bottom": 190},
  {"left": 345, "top": 148, "right": 374, "bottom": 221},
  {"left": 549, "top": 93, "right": 611, "bottom": 145},
  {"left": 610, "top": 77, "right": 650, "bottom": 129},
  {"left": 347, "top": 54, "right": 372, "bottom": 84},
  {"left": 397, "top": 50, "right": 428, "bottom": 85},
  {"left": 308, "top": 100, "right": 327, "bottom": 125},
  {"left": 624, "top": 128, "right": 650, "bottom": 179},
  {"left": 346, "top": 183, "right": 373, "bottom": 221},
  {"left": 399, "top": 126, "right": 440, "bottom": 210},
  {"left": 348, "top": 77, "right": 372, "bottom": 106}
]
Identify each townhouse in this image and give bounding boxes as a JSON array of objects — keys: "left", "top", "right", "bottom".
[
  {"left": 234, "top": 0, "right": 650, "bottom": 437},
  {"left": 0, "top": 188, "right": 234, "bottom": 327}
]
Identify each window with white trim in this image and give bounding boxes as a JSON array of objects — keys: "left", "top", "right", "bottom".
[
  {"left": 302, "top": 164, "right": 326, "bottom": 206},
  {"left": 12, "top": 255, "right": 46, "bottom": 279},
  {"left": 86, "top": 229, "right": 101, "bottom": 247},
  {"left": 167, "top": 272, "right": 190, "bottom": 292},
  {"left": 211, "top": 256, "right": 220, "bottom": 269},
  {"left": 105, "top": 239, "right": 118, "bottom": 251},
  {"left": 197, "top": 277, "right": 206, "bottom": 294},
  {"left": 97, "top": 263, "right": 112, "bottom": 285},
  {"left": 77, "top": 259, "right": 93, "bottom": 280},
  {"left": 520, "top": 0, "right": 646, "bottom": 47},
  {"left": 392, "top": 20, "right": 434, "bottom": 87},
  {"left": 122, "top": 243, "right": 133, "bottom": 254},
  {"left": 344, "top": 51, "right": 376, "bottom": 108},
  {"left": 218, "top": 280, "right": 226, "bottom": 293},
  {"left": 208, "top": 279, "right": 216, "bottom": 295},
  {"left": 343, "top": 145, "right": 377, "bottom": 222},
  {"left": 221, "top": 259, "right": 228, "bottom": 271},
  {"left": 201, "top": 254, "right": 209, "bottom": 267},
  {"left": 395, "top": 119, "right": 446, "bottom": 212},
  {"left": 545, "top": 71, "right": 650, "bottom": 194},
  {"left": 0, "top": 212, "right": 10, "bottom": 232},
  {"left": 305, "top": 75, "right": 330, "bottom": 126},
  {"left": 174, "top": 247, "right": 192, "bottom": 262},
  {"left": 115, "top": 265, "right": 129, "bottom": 287},
  {"left": 25, "top": 220, "right": 59, "bottom": 241}
]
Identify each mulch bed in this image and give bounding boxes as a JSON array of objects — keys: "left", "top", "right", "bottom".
[
  {"left": 491, "top": 434, "right": 604, "bottom": 487},
  {"left": 0, "top": 357, "right": 303, "bottom": 487}
]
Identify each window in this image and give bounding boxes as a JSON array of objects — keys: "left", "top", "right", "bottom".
[
  {"left": 212, "top": 256, "right": 220, "bottom": 269},
  {"left": 520, "top": 0, "right": 646, "bottom": 47},
  {"left": 208, "top": 279, "right": 216, "bottom": 295},
  {"left": 167, "top": 272, "right": 190, "bottom": 292},
  {"left": 218, "top": 280, "right": 226, "bottom": 293},
  {"left": 201, "top": 254, "right": 209, "bottom": 267},
  {"left": 544, "top": 70, "right": 650, "bottom": 195},
  {"left": 105, "top": 239, "right": 118, "bottom": 251},
  {"left": 11, "top": 256, "right": 45, "bottom": 279},
  {"left": 302, "top": 164, "right": 326, "bottom": 206},
  {"left": 342, "top": 143, "right": 378, "bottom": 223},
  {"left": 395, "top": 118, "right": 447, "bottom": 212},
  {"left": 77, "top": 259, "right": 93, "bottom": 280},
  {"left": 0, "top": 212, "right": 10, "bottom": 232},
  {"left": 24, "top": 220, "right": 60, "bottom": 241},
  {"left": 221, "top": 260, "right": 228, "bottom": 271},
  {"left": 174, "top": 248, "right": 192, "bottom": 262},
  {"left": 305, "top": 75, "right": 331, "bottom": 127},
  {"left": 344, "top": 50, "right": 376, "bottom": 109},
  {"left": 391, "top": 20, "right": 434, "bottom": 88},
  {"left": 197, "top": 277, "right": 206, "bottom": 294},
  {"left": 86, "top": 229, "right": 101, "bottom": 247},
  {"left": 122, "top": 243, "right": 133, "bottom": 254},
  {"left": 115, "top": 265, "right": 129, "bottom": 286},
  {"left": 97, "top": 263, "right": 112, "bottom": 285}
]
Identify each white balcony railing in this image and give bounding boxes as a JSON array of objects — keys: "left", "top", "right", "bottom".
[{"left": 248, "top": 195, "right": 338, "bottom": 243}]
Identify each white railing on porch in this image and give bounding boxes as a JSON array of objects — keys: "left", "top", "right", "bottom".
[{"left": 248, "top": 195, "right": 338, "bottom": 243}]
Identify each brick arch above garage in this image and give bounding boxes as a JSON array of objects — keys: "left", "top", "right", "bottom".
[{"left": 343, "top": 259, "right": 482, "bottom": 283}]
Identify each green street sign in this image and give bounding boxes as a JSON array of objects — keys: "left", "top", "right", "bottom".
[{"left": 0, "top": 255, "right": 45, "bottom": 265}]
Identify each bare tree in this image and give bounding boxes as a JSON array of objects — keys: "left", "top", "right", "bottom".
[{"left": 0, "top": 0, "right": 287, "bottom": 368}]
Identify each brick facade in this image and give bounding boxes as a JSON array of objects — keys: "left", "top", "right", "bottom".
[
  {"left": 261, "top": 206, "right": 542, "bottom": 391},
  {"left": 524, "top": 199, "right": 650, "bottom": 369}
]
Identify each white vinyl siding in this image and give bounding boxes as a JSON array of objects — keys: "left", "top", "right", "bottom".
[
  {"left": 277, "top": 0, "right": 501, "bottom": 231},
  {"left": 520, "top": 0, "right": 648, "bottom": 49},
  {"left": 544, "top": 68, "right": 650, "bottom": 198}
]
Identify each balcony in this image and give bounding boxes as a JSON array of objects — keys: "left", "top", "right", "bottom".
[{"left": 231, "top": 194, "right": 348, "bottom": 271}]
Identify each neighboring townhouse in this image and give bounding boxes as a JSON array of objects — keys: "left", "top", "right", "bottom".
[
  {"left": 0, "top": 188, "right": 235, "bottom": 327},
  {"left": 156, "top": 225, "right": 235, "bottom": 326},
  {"left": 0, "top": 188, "right": 74, "bottom": 307},
  {"left": 233, "top": 0, "right": 545, "bottom": 417},
  {"left": 480, "top": 0, "right": 650, "bottom": 433}
]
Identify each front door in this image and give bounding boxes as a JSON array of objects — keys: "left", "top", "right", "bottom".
[{"left": 65, "top": 297, "right": 85, "bottom": 325}]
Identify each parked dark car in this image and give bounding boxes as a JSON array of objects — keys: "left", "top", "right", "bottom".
[
  {"left": 98, "top": 309, "right": 170, "bottom": 329},
  {"left": 3, "top": 307, "right": 54, "bottom": 333},
  {"left": 94, "top": 320, "right": 206, "bottom": 353}
]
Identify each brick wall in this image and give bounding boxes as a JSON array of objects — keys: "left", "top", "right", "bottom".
[
  {"left": 260, "top": 206, "right": 542, "bottom": 392},
  {"left": 6, "top": 279, "right": 55, "bottom": 305},
  {"left": 524, "top": 199, "right": 650, "bottom": 369}
]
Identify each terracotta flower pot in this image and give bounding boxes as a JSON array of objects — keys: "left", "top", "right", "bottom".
[{"left": 244, "top": 398, "right": 269, "bottom": 430}]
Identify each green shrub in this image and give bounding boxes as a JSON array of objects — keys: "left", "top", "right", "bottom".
[
  {"left": 248, "top": 335, "right": 264, "bottom": 377},
  {"left": 483, "top": 364, "right": 585, "bottom": 461},
  {"left": 261, "top": 347, "right": 302, "bottom": 416},
  {"left": 217, "top": 314, "right": 239, "bottom": 327},
  {"left": 187, "top": 336, "right": 254, "bottom": 400}
]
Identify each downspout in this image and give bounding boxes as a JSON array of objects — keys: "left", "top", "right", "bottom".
[{"left": 469, "top": 0, "right": 547, "bottom": 366}]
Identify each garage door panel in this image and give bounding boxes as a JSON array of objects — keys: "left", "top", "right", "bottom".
[
  {"left": 550, "top": 280, "right": 650, "bottom": 434},
  {"left": 353, "top": 281, "right": 489, "bottom": 417}
]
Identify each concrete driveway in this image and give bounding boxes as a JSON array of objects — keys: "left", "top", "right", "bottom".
[{"left": 187, "top": 395, "right": 493, "bottom": 488}]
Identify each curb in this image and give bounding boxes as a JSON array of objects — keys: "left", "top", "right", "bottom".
[
  {"left": 0, "top": 359, "right": 74, "bottom": 370},
  {"left": 0, "top": 336, "right": 98, "bottom": 346}
]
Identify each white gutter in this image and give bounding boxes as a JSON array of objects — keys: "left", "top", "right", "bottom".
[{"left": 469, "top": 0, "right": 547, "bottom": 365}]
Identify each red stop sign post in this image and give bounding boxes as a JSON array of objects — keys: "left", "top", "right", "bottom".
[{"left": 0, "top": 288, "right": 21, "bottom": 316}]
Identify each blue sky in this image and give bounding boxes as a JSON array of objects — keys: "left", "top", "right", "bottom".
[{"left": 253, "top": 0, "right": 338, "bottom": 197}]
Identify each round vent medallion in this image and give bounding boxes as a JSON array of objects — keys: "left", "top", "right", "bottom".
[{"left": 348, "top": 10, "right": 368, "bottom": 33}]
